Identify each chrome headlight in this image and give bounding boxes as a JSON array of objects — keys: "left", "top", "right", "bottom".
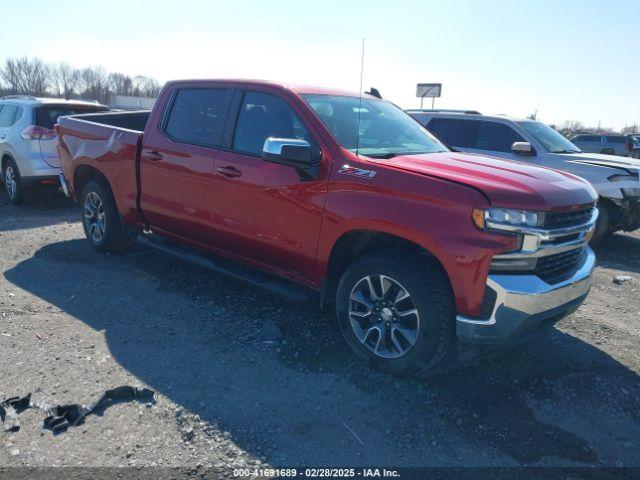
[{"left": 472, "top": 208, "right": 544, "bottom": 231}]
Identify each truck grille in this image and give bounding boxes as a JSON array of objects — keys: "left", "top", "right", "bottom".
[
  {"left": 535, "top": 248, "right": 584, "bottom": 284},
  {"left": 544, "top": 207, "right": 594, "bottom": 229}
]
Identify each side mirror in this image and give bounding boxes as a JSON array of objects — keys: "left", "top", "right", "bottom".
[
  {"left": 262, "top": 138, "right": 320, "bottom": 180},
  {"left": 511, "top": 141, "right": 535, "bottom": 156}
]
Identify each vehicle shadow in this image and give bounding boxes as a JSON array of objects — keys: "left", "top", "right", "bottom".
[
  {"left": 4, "top": 239, "right": 640, "bottom": 467},
  {"left": 0, "top": 186, "right": 77, "bottom": 232},
  {"left": 594, "top": 232, "right": 640, "bottom": 274}
]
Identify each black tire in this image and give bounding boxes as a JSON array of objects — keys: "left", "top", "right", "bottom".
[
  {"left": 3, "top": 158, "right": 24, "bottom": 204},
  {"left": 80, "top": 179, "right": 131, "bottom": 253},
  {"left": 590, "top": 203, "right": 611, "bottom": 247},
  {"left": 601, "top": 148, "right": 615, "bottom": 155},
  {"left": 336, "top": 253, "right": 456, "bottom": 375}
]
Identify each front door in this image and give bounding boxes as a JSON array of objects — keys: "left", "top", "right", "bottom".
[{"left": 211, "top": 90, "right": 329, "bottom": 282}]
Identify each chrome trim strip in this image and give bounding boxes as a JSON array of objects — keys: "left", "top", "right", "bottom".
[
  {"left": 59, "top": 173, "right": 71, "bottom": 197},
  {"left": 493, "top": 237, "right": 587, "bottom": 260}
]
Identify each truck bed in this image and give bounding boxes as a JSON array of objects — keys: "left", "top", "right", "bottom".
[{"left": 57, "top": 111, "right": 151, "bottom": 224}]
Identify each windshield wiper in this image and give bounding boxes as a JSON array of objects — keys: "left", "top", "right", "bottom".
[
  {"left": 367, "top": 151, "right": 441, "bottom": 159},
  {"left": 551, "top": 149, "right": 581, "bottom": 154},
  {"left": 367, "top": 153, "right": 400, "bottom": 159}
]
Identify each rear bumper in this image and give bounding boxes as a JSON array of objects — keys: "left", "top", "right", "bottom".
[
  {"left": 21, "top": 175, "right": 60, "bottom": 187},
  {"left": 11, "top": 152, "right": 60, "bottom": 179},
  {"left": 456, "top": 247, "right": 595, "bottom": 345}
]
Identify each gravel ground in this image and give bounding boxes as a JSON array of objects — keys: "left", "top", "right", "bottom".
[{"left": 0, "top": 188, "right": 639, "bottom": 475}]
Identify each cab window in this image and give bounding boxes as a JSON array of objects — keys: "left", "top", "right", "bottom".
[
  {"left": 164, "top": 88, "right": 233, "bottom": 147},
  {"left": 233, "top": 92, "right": 312, "bottom": 156}
]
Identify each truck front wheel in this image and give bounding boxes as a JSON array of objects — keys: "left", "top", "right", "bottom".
[
  {"left": 81, "top": 180, "right": 131, "bottom": 253},
  {"left": 336, "top": 253, "right": 455, "bottom": 375}
]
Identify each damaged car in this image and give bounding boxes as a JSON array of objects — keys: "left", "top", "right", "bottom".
[{"left": 409, "top": 110, "right": 640, "bottom": 244}]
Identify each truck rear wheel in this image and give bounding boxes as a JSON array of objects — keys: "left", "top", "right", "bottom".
[
  {"left": 336, "top": 253, "right": 455, "bottom": 375},
  {"left": 81, "top": 180, "right": 131, "bottom": 253}
]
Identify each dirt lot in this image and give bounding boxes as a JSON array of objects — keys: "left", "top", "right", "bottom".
[{"left": 1, "top": 188, "right": 639, "bottom": 475}]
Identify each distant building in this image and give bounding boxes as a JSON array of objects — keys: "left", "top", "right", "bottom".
[{"left": 108, "top": 95, "right": 156, "bottom": 110}]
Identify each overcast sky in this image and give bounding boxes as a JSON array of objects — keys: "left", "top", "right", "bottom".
[{"left": 2, "top": 0, "right": 638, "bottom": 129}]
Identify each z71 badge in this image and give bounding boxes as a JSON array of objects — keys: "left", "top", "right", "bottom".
[{"left": 338, "top": 164, "right": 377, "bottom": 178}]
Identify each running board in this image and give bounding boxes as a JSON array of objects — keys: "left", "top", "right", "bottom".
[{"left": 136, "top": 234, "right": 313, "bottom": 303}]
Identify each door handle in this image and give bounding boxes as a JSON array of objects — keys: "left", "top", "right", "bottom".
[
  {"left": 143, "top": 151, "right": 163, "bottom": 161},
  {"left": 216, "top": 166, "right": 242, "bottom": 178},
  {"left": 0, "top": 134, "right": 6, "bottom": 140}
]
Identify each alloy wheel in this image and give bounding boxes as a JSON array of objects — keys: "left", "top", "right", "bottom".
[
  {"left": 84, "top": 191, "right": 106, "bottom": 243},
  {"left": 348, "top": 274, "right": 420, "bottom": 359},
  {"left": 5, "top": 166, "right": 17, "bottom": 200}
]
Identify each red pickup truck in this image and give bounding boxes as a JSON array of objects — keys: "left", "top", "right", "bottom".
[{"left": 57, "top": 79, "right": 598, "bottom": 374}]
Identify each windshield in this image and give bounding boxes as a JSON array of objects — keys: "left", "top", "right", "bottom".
[
  {"left": 518, "top": 121, "right": 581, "bottom": 154},
  {"left": 303, "top": 94, "right": 447, "bottom": 158}
]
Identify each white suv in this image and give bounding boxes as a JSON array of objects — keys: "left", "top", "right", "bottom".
[
  {"left": 0, "top": 96, "right": 108, "bottom": 204},
  {"left": 409, "top": 110, "right": 640, "bottom": 243}
]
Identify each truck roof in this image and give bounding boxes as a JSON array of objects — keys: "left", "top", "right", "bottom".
[{"left": 164, "top": 79, "right": 375, "bottom": 99}]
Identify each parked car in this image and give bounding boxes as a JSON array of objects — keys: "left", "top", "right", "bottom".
[
  {"left": 409, "top": 110, "right": 640, "bottom": 243},
  {"left": 57, "top": 80, "right": 598, "bottom": 374},
  {"left": 0, "top": 95, "right": 109, "bottom": 204},
  {"left": 571, "top": 133, "right": 640, "bottom": 157}
]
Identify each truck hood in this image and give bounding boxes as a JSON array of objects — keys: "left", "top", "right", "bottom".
[
  {"left": 377, "top": 152, "right": 597, "bottom": 210},
  {"left": 557, "top": 152, "right": 640, "bottom": 175}
]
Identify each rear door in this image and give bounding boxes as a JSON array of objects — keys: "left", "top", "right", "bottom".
[
  {"left": 427, "top": 117, "right": 526, "bottom": 161},
  {"left": 210, "top": 89, "right": 329, "bottom": 282},
  {"left": 139, "top": 86, "right": 234, "bottom": 243},
  {"left": 36, "top": 104, "right": 108, "bottom": 167},
  {"left": 574, "top": 134, "right": 600, "bottom": 153},
  {"left": 605, "top": 135, "right": 626, "bottom": 155}
]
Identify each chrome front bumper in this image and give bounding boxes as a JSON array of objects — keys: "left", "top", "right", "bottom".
[{"left": 456, "top": 247, "right": 595, "bottom": 344}]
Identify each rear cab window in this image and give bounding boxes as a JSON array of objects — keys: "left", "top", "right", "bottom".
[
  {"left": 35, "top": 104, "right": 109, "bottom": 129},
  {"left": 164, "top": 88, "right": 233, "bottom": 147}
]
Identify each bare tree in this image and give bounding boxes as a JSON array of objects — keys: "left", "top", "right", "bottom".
[
  {"left": 14, "top": 57, "right": 50, "bottom": 96},
  {"left": 0, "top": 58, "right": 22, "bottom": 94},
  {"left": 54, "top": 62, "right": 80, "bottom": 99},
  {"left": 108, "top": 72, "right": 133, "bottom": 96},
  {"left": 132, "top": 75, "right": 161, "bottom": 97},
  {"left": 79, "top": 67, "right": 110, "bottom": 104},
  {"left": 0, "top": 56, "right": 162, "bottom": 103}
]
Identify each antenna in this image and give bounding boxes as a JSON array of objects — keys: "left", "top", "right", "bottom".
[{"left": 355, "top": 38, "right": 365, "bottom": 157}]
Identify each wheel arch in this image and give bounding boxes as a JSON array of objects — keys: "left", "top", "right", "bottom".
[
  {"left": 321, "top": 229, "right": 453, "bottom": 310},
  {"left": 1, "top": 153, "right": 15, "bottom": 174},
  {"left": 73, "top": 164, "right": 111, "bottom": 201}
]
